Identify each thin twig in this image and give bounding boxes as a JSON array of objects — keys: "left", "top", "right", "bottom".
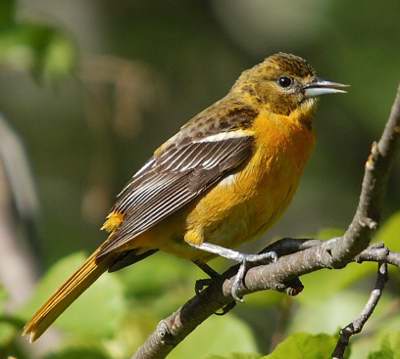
[
  {"left": 332, "top": 262, "right": 388, "bottom": 359},
  {"left": 132, "top": 85, "right": 400, "bottom": 359}
]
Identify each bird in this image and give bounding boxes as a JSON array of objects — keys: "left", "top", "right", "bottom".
[{"left": 23, "top": 52, "right": 347, "bottom": 342}]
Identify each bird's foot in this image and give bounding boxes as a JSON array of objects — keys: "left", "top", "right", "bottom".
[
  {"left": 282, "top": 277, "right": 304, "bottom": 296},
  {"left": 193, "top": 260, "right": 237, "bottom": 315},
  {"left": 195, "top": 278, "right": 213, "bottom": 295},
  {"left": 214, "top": 301, "right": 237, "bottom": 315},
  {"left": 190, "top": 243, "right": 278, "bottom": 302},
  {"left": 230, "top": 251, "right": 278, "bottom": 302},
  {"left": 193, "top": 260, "right": 221, "bottom": 295}
]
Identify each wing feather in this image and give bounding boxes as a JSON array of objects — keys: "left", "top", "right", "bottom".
[{"left": 97, "top": 135, "right": 253, "bottom": 258}]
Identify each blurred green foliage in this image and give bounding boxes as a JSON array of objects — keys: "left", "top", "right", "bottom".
[
  {"left": 367, "top": 332, "right": 400, "bottom": 359},
  {"left": 263, "top": 333, "right": 339, "bottom": 359},
  {"left": 0, "top": 0, "right": 15, "bottom": 27},
  {"left": 0, "top": 211, "right": 397, "bottom": 358},
  {"left": 19, "top": 252, "right": 127, "bottom": 339},
  {"left": 0, "top": 0, "right": 76, "bottom": 82},
  {"left": 0, "top": 0, "right": 400, "bottom": 358}
]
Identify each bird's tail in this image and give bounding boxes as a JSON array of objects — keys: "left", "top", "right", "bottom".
[{"left": 22, "top": 249, "right": 112, "bottom": 342}]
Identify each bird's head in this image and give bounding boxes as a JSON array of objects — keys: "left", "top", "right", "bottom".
[{"left": 233, "top": 52, "right": 348, "bottom": 117}]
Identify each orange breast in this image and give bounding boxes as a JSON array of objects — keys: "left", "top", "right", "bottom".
[
  {"left": 132, "top": 110, "right": 315, "bottom": 261},
  {"left": 146, "top": 111, "right": 315, "bottom": 260}
]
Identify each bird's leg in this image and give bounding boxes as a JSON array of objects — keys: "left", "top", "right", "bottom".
[
  {"left": 190, "top": 242, "right": 277, "bottom": 302},
  {"left": 193, "top": 260, "right": 220, "bottom": 278},
  {"left": 193, "top": 260, "right": 219, "bottom": 295},
  {"left": 192, "top": 260, "right": 237, "bottom": 315}
]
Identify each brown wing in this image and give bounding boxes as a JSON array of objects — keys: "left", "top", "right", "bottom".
[{"left": 97, "top": 134, "right": 254, "bottom": 258}]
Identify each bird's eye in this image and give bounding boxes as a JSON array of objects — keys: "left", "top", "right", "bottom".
[{"left": 278, "top": 76, "right": 292, "bottom": 88}]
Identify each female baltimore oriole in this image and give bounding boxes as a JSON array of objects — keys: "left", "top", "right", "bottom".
[{"left": 23, "top": 52, "right": 347, "bottom": 342}]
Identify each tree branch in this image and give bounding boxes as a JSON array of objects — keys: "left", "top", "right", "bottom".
[
  {"left": 329, "top": 83, "right": 400, "bottom": 264},
  {"left": 132, "top": 85, "right": 400, "bottom": 359}
]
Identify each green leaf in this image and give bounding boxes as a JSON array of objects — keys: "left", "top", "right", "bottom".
[
  {"left": 368, "top": 348, "right": 394, "bottom": 359},
  {"left": 44, "top": 346, "right": 110, "bottom": 359},
  {"left": 347, "top": 293, "right": 400, "bottom": 359},
  {"left": 289, "top": 290, "right": 372, "bottom": 334},
  {"left": 297, "top": 213, "right": 400, "bottom": 304},
  {"left": 297, "top": 262, "right": 375, "bottom": 304},
  {"left": 295, "top": 227, "right": 371, "bottom": 304},
  {"left": 168, "top": 314, "right": 258, "bottom": 359},
  {"left": 0, "top": 286, "right": 7, "bottom": 313},
  {"left": 0, "top": 0, "right": 15, "bottom": 27},
  {"left": 376, "top": 211, "right": 400, "bottom": 252},
  {"left": 351, "top": 335, "right": 383, "bottom": 359},
  {"left": 315, "top": 227, "right": 345, "bottom": 240},
  {"left": 20, "top": 252, "right": 127, "bottom": 339},
  {"left": 103, "top": 309, "right": 160, "bottom": 359},
  {"left": 0, "top": 288, "right": 22, "bottom": 347},
  {"left": 367, "top": 332, "right": 400, "bottom": 359},
  {"left": 262, "top": 333, "right": 337, "bottom": 358},
  {"left": 204, "top": 354, "right": 261, "bottom": 359},
  {"left": 289, "top": 290, "right": 393, "bottom": 359},
  {"left": 244, "top": 291, "right": 286, "bottom": 308},
  {"left": 0, "top": 320, "right": 16, "bottom": 347},
  {"left": 117, "top": 252, "right": 196, "bottom": 298}
]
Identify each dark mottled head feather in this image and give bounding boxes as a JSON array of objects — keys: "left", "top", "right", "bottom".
[
  {"left": 232, "top": 52, "right": 318, "bottom": 116},
  {"left": 268, "top": 52, "right": 316, "bottom": 78}
]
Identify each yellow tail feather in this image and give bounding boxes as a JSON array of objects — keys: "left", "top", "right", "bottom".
[{"left": 22, "top": 250, "right": 111, "bottom": 342}]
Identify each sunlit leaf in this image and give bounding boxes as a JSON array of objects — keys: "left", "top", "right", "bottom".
[
  {"left": 297, "top": 213, "right": 400, "bottom": 304},
  {"left": 289, "top": 290, "right": 378, "bottom": 334},
  {"left": 244, "top": 291, "right": 285, "bottom": 308},
  {"left": 103, "top": 309, "right": 160, "bottom": 359},
  {"left": 298, "top": 262, "right": 375, "bottom": 304},
  {"left": 315, "top": 227, "right": 344, "bottom": 240},
  {"left": 116, "top": 252, "right": 196, "bottom": 298},
  {"left": 0, "top": 321, "right": 16, "bottom": 347},
  {"left": 262, "top": 333, "right": 337, "bottom": 358},
  {"left": 347, "top": 294, "right": 400, "bottom": 359},
  {"left": 367, "top": 332, "right": 400, "bottom": 359},
  {"left": 44, "top": 346, "right": 110, "bottom": 359},
  {"left": 351, "top": 335, "right": 382, "bottom": 359},
  {"left": 368, "top": 349, "right": 393, "bottom": 359},
  {"left": 168, "top": 314, "right": 258, "bottom": 359},
  {"left": 0, "top": 286, "right": 7, "bottom": 313},
  {"left": 294, "top": 227, "right": 373, "bottom": 303},
  {"left": 0, "top": 288, "right": 22, "bottom": 347},
  {"left": 376, "top": 211, "right": 400, "bottom": 252},
  {"left": 205, "top": 353, "right": 261, "bottom": 359},
  {"left": 20, "top": 252, "right": 127, "bottom": 339}
]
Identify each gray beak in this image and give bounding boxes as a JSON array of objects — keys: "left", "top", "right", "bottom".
[{"left": 304, "top": 78, "right": 349, "bottom": 98}]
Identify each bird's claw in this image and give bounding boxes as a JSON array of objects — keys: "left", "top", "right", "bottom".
[
  {"left": 230, "top": 250, "right": 278, "bottom": 302},
  {"left": 195, "top": 278, "right": 213, "bottom": 295},
  {"left": 214, "top": 301, "right": 237, "bottom": 315},
  {"left": 195, "top": 276, "right": 236, "bottom": 316},
  {"left": 283, "top": 277, "right": 304, "bottom": 296}
]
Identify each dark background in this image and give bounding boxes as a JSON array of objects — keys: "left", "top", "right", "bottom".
[{"left": 0, "top": 1, "right": 399, "bottom": 358}]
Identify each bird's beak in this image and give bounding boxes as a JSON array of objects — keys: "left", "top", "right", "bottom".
[{"left": 304, "top": 78, "right": 349, "bottom": 98}]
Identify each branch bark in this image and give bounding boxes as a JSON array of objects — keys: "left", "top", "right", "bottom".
[{"left": 132, "top": 85, "right": 400, "bottom": 359}]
